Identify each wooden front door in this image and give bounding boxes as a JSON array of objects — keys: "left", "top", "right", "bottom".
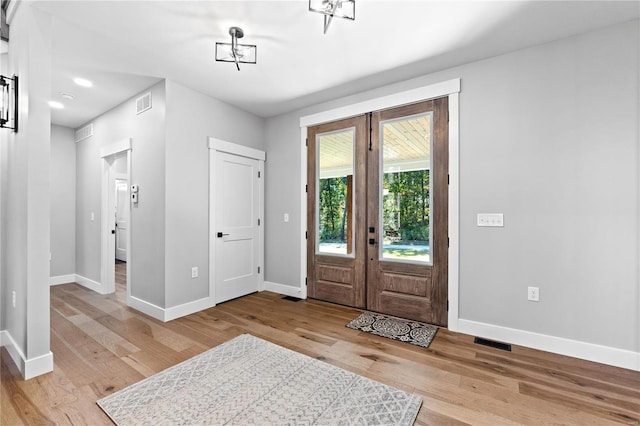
[
  {"left": 367, "top": 98, "right": 449, "bottom": 326},
  {"left": 307, "top": 116, "right": 367, "bottom": 308},
  {"left": 307, "top": 97, "right": 449, "bottom": 326}
]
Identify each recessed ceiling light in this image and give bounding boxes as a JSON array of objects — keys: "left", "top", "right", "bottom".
[
  {"left": 49, "top": 101, "right": 64, "bottom": 109},
  {"left": 73, "top": 77, "right": 93, "bottom": 88},
  {"left": 60, "top": 93, "right": 75, "bottom": 100}
]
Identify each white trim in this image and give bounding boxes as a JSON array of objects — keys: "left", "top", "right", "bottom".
[
  {"left": 299, "top": 128, "right": 308, "bottom": 299},
  {"left": 127, "top": 295, "right": 165, "bottom": 322},
  {"left": 164, "top": 297, "right": 215, "bottom": 322},
  {"left": 264, "top": 281, "right": 306, "bottom": 299},
  {"left": 100, "top": 141, "right": 132, "bottom": 297},
  {"left": 208, "top": 138, "right": 266, "bottom": 306},
  {"left": 207, "top": 137, "right": 266, "bottom": 161},
  {"left": 0, "top": 330, "right": 54, "bottom": 379},
  {"left": 300, "top": 79, "right": 461, "bottom": 128},
  {"left": 258, "top": 161, "right": 265, "bottom": 292},
  {"left": 100, "top": 138, "right": 132, "bottom": 159},
  {"left": 49, "top": 274, "right": 76, "bottom": 286},
  {"left": 458, "top": 319, "right": 640, "bottom": 372},
  {"left": 299, "top": 78, "right": 461, "bottom": 327},
  {"left": 75, "top": 274, "right": 106, "bottom": 294},
  {"left": 126, "top": 295, "right": 215, "bottom": 323},
  {"left": 447, "top": 92, "right": 460, "bottom": 331}
]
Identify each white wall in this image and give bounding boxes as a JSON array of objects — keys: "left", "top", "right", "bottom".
[
  {"left": 164, "top": 80, "right": 265, "bottom": 309},
  {"left": 50, "top": 125, "right": 76, "bottom": 279},
  {"left": 263, "top": 20, "right": 640, "bottom": 369},
  {"left": 75, "top": 81, "right": 166, "bottom": 306},
  {"left": 0, "top": 3, "right": 54, "bottom": 379},
  {"left": 73, "top": 79, "right": 264, "bottom": 318}
]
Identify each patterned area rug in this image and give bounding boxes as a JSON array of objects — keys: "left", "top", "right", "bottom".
[
  {"left": 97, "top": 334, "right": 422, "bottom": 425},
  {"left": 346, "top": 312, "right": 438, "bottom": 349}
]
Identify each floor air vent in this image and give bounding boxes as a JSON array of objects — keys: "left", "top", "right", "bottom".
[
  {"left": 136, "top": 92, "right": 152, "bottom": 115},
  {"left": 474, "top": 337, "right": 512, "bottom": 352},
  {"left": 282, "top": 296, "right": 302, "bottom": 302}
]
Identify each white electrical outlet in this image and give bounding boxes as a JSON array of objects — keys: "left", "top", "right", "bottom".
[
  {"left": 284, "top": 213, "right": 289, "bottom": 223},
  {"left": 477, "top": 213, "right": 504, "bottom": 227},
  {"left": 528, "top": 286, "right": 540, "bottom": 302},
  {"left": 12, "top": 291, "right": 16, "bottom": 308},
  {"left": 191, "top": 267, "right": 198, "bottom": 279}
]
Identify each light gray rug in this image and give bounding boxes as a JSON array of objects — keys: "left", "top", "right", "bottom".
[{"left": 97, "top": 334, "right": 422, "bottom": 425}]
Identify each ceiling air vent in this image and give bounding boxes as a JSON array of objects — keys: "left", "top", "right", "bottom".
[
  {"left": 75, "top": 123, "right": 94, "bottom": 143},
  {"left": 136, "top": 92, "right": 152, "bottom": 115}
]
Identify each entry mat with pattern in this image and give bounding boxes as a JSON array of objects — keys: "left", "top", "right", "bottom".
[{"left": 346, "top": 312, "right": 438, "bottom": 348}]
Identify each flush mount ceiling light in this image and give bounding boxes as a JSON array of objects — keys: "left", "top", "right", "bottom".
[
  {"left": 309, "top": 0, "right": 355, "bottom": 34},
  {"left": 73, "top": 77, "right": 93, "bottom": 88},
  {"left": 48, "top": 101, "right": 64, "bottom": 109},
  {"left": 0, "top": 74, "right": 18, "bottom": 132},
  {"left": 215, "top": 27, "right": 257, "bottom": 71}
]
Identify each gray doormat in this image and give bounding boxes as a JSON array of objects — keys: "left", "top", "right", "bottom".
[{"left": 346, "top": 312, "right": 438, "bottom": 348}]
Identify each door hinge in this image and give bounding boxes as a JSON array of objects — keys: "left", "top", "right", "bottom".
[
  {"left": 447, "top": 237, "right": 450, "bottom": 248},
  {"left": 258, "top": 266, "right": 261, "bottom": 274},
  {"left": 368, "top": 112, "right": 373, "bottom": 151},
  {"left": 305, "top": 184, "right": 308, "bottom": 193},
  {"left": 447, "top": 174, "right": 450, "bottom": 185},
  {"left": 306, "top": 138, "right": 308, "bottom": 147},
  {"left": 258, "top": 171, "right": 261, "bottom": 178},
  {"left": 305, "top": 231, "right": 308, "bottom": 239},
  {"left": 305, "top": 277, "right": 308, "bottom": 286},
  {"left": 447, "top": 300, "right": 449, "bottom": 311},
  {"left": 258, "top": 218, "right": 261, "bottom": 226}
]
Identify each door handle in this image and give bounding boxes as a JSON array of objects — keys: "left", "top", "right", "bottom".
[
  {"left": 217, "top": 232, "right": 230, "bottom": 238},
  {"left": 368, "top": 238, "right": 377, "bottom": 245},
  {"left": 111, "top": 230, "right": 116, "bottom": 235}
]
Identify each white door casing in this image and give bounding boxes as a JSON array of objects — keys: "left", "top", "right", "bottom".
[
  {"left": 100, "top": 138, "right": 131, "bottom": 296},
  {"left": 115, "top": 178, "right": 128, "bottom": 261},
  {"left": 208, "top": 138, "right": 265, "bottom": 305},
  {"left": 299, "top": 78, "right": 461, "bottom": 329}
]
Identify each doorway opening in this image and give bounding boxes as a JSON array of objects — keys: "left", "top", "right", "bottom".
[
  {"left": 100, "top": 138, "right": 131, "bottom": 302},
  {"left": 114, "top": 177, "right": 129, "bottom": 301}
]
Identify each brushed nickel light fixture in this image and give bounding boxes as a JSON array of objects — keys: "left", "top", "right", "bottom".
[
  {"left": 0, "top": 74, "right": 18, "bottom": 132},
  {"left": 215, "top": 27, "right": 257, "bottom": 71},
  {"left": 309, "top": 0, "right": 355, "bottom": 34}
]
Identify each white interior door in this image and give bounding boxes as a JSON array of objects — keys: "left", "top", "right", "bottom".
[
  {"left": 214, "top": 152, "right": 260, "bottom": 303},
  {"left": 115, "top": 179, "right": 128, "bottom": 261}
]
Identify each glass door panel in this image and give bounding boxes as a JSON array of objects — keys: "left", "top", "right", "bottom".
[
  {"left": 316, "top": 128, "right": 355, "bottom": 257},
  {"left": 380, "top": 113, "right": 433, "bottom": 264}
]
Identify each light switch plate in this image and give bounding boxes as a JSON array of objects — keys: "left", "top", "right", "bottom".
[{"left": 477, "top": 213, "right": 504, "bottom": 227}]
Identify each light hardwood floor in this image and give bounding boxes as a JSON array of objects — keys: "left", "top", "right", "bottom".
[{"left": 2, "top": 262, "right": 640, "bottom": 425}]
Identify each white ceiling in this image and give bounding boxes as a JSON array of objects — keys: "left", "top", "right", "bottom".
[{"left": 23, "top": 0, "right": 640, "bottom": 128}]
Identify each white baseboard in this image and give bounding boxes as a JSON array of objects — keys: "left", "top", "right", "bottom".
[
  {"left": 49, "top": 274, "right": 76, "bottom": 286},
  {"left": 0, "top": 330, "right": 54, "bottom": 379},
  {"left": 75, "top": 274, "right": 106, "bottom": 294},
  {"left": 263, "top": 281, "right": 306, "bottom": 299},
  {"left": 127, "top": 295, "right": 165, "bottom": 322},
  {"left": 164, "top": 297, "right": 215, "bottom": 322},
  {"left": 458, "top": 319, "right": 640, "bottom": 372},
  {"left": 127, "top": 295, "right": 215, "bottom": 322}
]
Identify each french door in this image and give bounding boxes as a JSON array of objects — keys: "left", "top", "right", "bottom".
[{"left": 307, "top": 97, "right": 449, "bottom": 326}]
